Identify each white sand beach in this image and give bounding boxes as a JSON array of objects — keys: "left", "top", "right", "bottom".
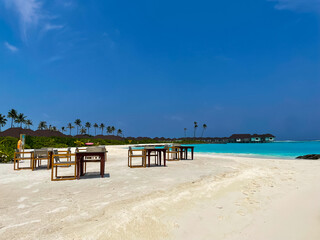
[{"left": 0, "top": 145, "right": 320, "bottom": 240}]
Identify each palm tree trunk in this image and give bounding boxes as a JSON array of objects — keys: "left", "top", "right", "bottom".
[
  {"left": 11, "top": 118, "right": 13, "bottom": 128},
  {"left": 201, "top": 129, "right": 204, "bottom": 138}
]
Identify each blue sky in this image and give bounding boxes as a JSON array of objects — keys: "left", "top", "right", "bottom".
[{"left": 0, "top": 0, "right": 319, "bottom": 140}]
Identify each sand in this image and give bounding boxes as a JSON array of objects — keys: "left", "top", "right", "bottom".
[{"left": 0, "top": 145, "right": 320, "bottom": 240}]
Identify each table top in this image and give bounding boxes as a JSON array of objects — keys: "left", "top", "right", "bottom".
[
  {"left": 145, "top": 148, "right": 167, "bottom": 151},
  {"left": 76, "top": 151, "right": 106, "bottom": 155},
  {"left": 132, "top": 144, "right": 168, "bottom": 148}
]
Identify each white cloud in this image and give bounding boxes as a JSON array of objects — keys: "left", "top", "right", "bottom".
[
  {"left": 4, "top": 42, "right": 19, "bottom": 52},
  {"left": 3, "top": 0, "right": 65, "bottom": 41},
  {"left": 4, "top": 0, "right": 43, "bottom": 40},
  {"left": 44, "top": 24, "right": 64, "bottom": 31},
  {"left": 270, "top": 0, "right": 320, "bottom": 13},
  {"left": 59, "top": 0, "right": 75, "bottom": 8}
]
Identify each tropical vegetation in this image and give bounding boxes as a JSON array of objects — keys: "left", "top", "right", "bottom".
[
  {"left": 193, "top": 121, "right": 198, "bottom": 138},
  {"left": 0, "top": 114, "right": 7, "bottom": 132},
  {"left": 74, "top": 119, "right": 81, "bottom": 135}
]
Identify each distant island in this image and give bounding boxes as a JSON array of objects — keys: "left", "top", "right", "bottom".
[{"left": 0, "top": 127, "right": 275, "bottom": 144}]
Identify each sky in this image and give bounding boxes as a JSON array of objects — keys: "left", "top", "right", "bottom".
[{"left": 0, "top": 0, "right": 319, "bottom": 140}]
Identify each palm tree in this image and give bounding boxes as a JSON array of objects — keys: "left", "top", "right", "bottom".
[
  {"left": 117, "top": 129, "right": 123, "bottom": 137},
  {"left": 26, "top": 119, "right": 33, "bottom": 129},
  {"left": 80, "top": 128, "right": 87, "bottom": 135},
  {"left": 201, "top": 124, "right": 207, "bottom": 138},
  {"left": 107, "top": 126, "right": 112, "bottom": 135},
  {"left": 38, "top": 121, "right": 47, "bottom": 130},
  {"left": 15, "top": 113, "right": 26, "bottom": 128},
  {"left": 74, "top": 119, "right": 81, "bottom": 135},
  {"left": 111, "top": 126, "right": 116, "bottom": 135},
  {"left": 99, "top": 123, "right": 105, "bottom": 135},
  {"left": 184, "top": 128, "right": 187, "bottom": 138},
  {"left": 85, "top": 122, "right": 91, "bottom": 135},
  {"left": 193, "top": 121, "right": 198, "bottom": 138},
  {"left": 67, "top": 123, "right": 74, "bottom": 135},
  {"left": 7, "top": 109, "right": 17, "bottom": 128},
  {"left": 93, "top": 123, "right": 98, "bottom": 136},
  {"left": 0, "top": 114, "right": 7, "bottom": 132},
  {"left": 61, "top": 126, "right": 66, "bottom": 133},
  {"left": 52, "top": 126, "right": 57, "bottom": 131}
]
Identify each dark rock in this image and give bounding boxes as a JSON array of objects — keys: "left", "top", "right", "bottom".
[{"left": 296, "top": 154, "right": 320, "bottom": 160}]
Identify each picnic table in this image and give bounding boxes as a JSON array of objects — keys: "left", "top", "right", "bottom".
[
  {"left": 176, "top": 146, "right": 194, "bottom": 160},
  {"left": 75, "top": 150, "right": 107, "bottom": 179},
  {"left": 145, "top": 148, "right": 167, "bottom": 167}
]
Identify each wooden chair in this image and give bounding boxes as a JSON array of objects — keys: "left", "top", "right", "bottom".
[
  {"left": 166, "top": 146, "right": 180, "bottom": 161},
  {"left": 14, "top": 150, "right": 34, "bottom": 170},
  {"left": 51, "top": 150, "right": 76, "bottom": 181},
  {"left": 33, "top": 149, "right": 50, "bottom": 170},
  {"left": 55, "top": 148, "right": 72, "bottom": 162},
  {"left": 128, "top": 147, "right": 146, "bottom": 168}
]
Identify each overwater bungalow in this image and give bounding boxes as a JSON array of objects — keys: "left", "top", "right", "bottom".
[{"left": 229, "top": 134, "right": 275, "bottom": 143}]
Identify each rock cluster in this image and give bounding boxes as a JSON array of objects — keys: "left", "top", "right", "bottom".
[{"left": 296, "top": 154, "right": 320, "bottom": 160}]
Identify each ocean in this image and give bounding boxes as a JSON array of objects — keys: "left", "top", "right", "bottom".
[{"left": 193, "top": 141, "right": 320, "bottom": 159}]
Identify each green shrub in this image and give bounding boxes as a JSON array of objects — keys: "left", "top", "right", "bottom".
[{"left": 0, "top": 137, "right": 18, "bottom": 163}]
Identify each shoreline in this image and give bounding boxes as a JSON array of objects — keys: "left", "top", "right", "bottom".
[{"left": 196, "top": 152, "right": 295, "bottom": 160}]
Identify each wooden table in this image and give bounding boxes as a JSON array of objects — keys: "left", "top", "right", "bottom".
[
  {"left": 145, "top": 148, "right": 167, "bottom": 167},
  {"left": 75, "top": 151, "right": 106, "bottom": 179},
  {"left": 177, "top": 146, "right": 194, "bottom": 160}
]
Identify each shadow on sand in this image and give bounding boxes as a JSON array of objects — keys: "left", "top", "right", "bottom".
[{"left": 80, "top": 172, "right": 110, "bottom": 179}]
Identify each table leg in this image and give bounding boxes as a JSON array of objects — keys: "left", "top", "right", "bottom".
[
  {"left": 80, "top": 157, "right": 84, "bottom": 176},
  {"left": 148, "top": 150, "right": 151, "bottom": 167},
  {"left": 164, "top": 150, "right": 166, "bottom": 166},
  {"left": 101, "top": 154, "right": 105, "bottom": 178},
  {"left": 191, "top": 148, "right": 194, "bottom": 160},
  {"left": 76, "top": 155, "right": 80, "bottom": 180},
  {"left": 48, "top": 152, "right": 52, "bottom": 169}
]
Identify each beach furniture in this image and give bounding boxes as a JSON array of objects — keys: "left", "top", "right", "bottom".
[
  {"left": 176, "top": 146, "right": 194, "bottom": 160},
  {"left": 13, "top": 150, "right": 34, "bottom": 170},
  {"left": 33, "top": 149, "right": 50, "bottom": 170},
  {"left": 53, "top": 148, "right": 72, "bottom": 162},
  {"left": 145, "top": 147, "right": 167, "bottom": 167},
  {"left": 51, "top": 150, "right": 77, "bottom": 181},
  {"left": 76, "top": 147, "right": 107, "bottom": 179},
  {"left": 128, "top": 147, "right": 146, "bottom": 168},
  {"left": 144, "top": 146, "right": 159, "bottom": 165},
  {"left": 166, "top": 146, "right": 180, "bottom": 161},
  {"left": 83, "top": 147, "right": 107, "bottom": 173}
]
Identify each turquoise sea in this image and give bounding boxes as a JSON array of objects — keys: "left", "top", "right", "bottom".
[{"left": 192, "top": 141, "right": 320, "bottom": 159}]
